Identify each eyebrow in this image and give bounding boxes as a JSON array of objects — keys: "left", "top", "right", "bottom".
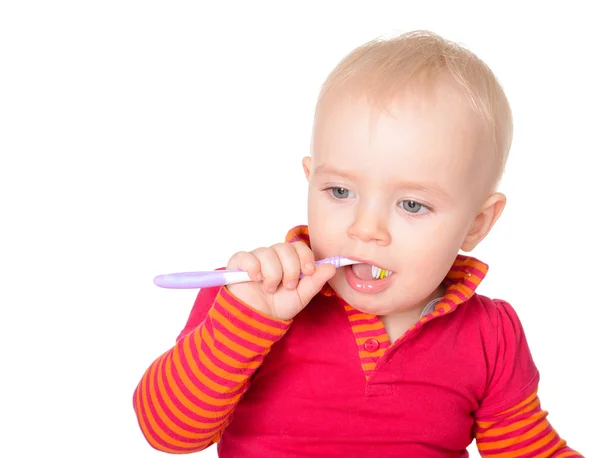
[{"left": 313, "top": 165, "right": 450, "bottom": 199}]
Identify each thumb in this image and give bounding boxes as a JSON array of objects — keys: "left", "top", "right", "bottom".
[{"left": 296, "top": 263, "right": 337, "bottom": 305}]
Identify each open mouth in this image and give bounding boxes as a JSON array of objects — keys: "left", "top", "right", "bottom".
[
  {"left": 350, "top": 263, "right": 393, "bottom": 281},
  {"left": 345, "top": 262, "right": 396, "bottom": 294}
]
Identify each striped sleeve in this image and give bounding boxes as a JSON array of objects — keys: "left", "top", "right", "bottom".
[
  {"left": 475, "top": 388, "right": 582, "bottom": 457},
  {"left": 133, "top": 286, "right": 292, "bottom": 453}
]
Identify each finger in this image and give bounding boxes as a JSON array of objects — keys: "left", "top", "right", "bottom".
[
  {"left": 227, "top": 251, "right": 263, "bottom": 281},
  {"left": 291, "top": 242, "right": 316, "bottom": 276},
  {"left": 296, "top": 263, "right": 337, "bottom": 306},
  {"left": 272, "top": 243, "right": 302, "bottom": 290},
  {"left": 252, "top": 247, "right": 283, "bottom": 294}
]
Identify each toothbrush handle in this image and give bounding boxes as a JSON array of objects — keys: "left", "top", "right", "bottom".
[
  {"left": 153, "top": 256, "right": 351, "bottom": 289},
  {"left": 153, "top": 270, "right": 251, "bottom": 289},
  {"left": 315, "top": 256, "right": 345, "bottom": 268}
]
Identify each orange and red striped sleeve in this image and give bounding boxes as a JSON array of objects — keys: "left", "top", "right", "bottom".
[
  {"left": 133, "top": 286, "right": 291, "bottom": 453},
  {"left": 475, "top": 388, "right": 582, "bottom": 457}
]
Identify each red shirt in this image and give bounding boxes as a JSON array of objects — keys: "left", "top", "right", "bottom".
[{"left": 133, "top": 226, "right": 581, "bottom": 457}]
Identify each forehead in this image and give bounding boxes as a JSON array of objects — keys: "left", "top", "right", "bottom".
[{"left": 311, "top": 87, "right": 487, "bottom": 191}]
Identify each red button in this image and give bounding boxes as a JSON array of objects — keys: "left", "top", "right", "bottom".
[{"left": 364, "top": 338, "right": 380, "bottom": 352}]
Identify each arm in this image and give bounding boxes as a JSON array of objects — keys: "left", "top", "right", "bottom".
[
  {"left": 474, "top": 300, "right": 582, "bottom": 457},
  {"left": 475, "top": 388, "right": 581, "bottom": 457},
  {"left": 133, "top": 285, "right": 292, "bottom": 453}
]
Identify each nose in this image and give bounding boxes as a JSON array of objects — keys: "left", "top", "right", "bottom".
[{"left": 347, "top": 208, "right": 391, "bottom": 245}]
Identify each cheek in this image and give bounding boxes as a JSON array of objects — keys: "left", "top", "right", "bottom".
[
  {"left": 308, "top": 192, "right": 342, "bottom": 230},
  {"left": 410, "top": 213, "right": 470, "bottom": 247},
  {"left": 395, "top": 219, "right": 466, "bottom": 265},
  {"left": 395, "top": 246, "right": 456, "bottom": 296},
  {"left": 307, "top": 197, "right": 325, "bottom": 233},
  {"left": 410, "top": 226, "right": 464, "bottom": 260},
  {"left": 306, "top": 188, "right": 323, "bottom": 218},
  {"left": 405, "top": 233, "right": 465, "bottom": 287},
  {"left": 307, "top": 203, "right": 349, "bottom": 258}
]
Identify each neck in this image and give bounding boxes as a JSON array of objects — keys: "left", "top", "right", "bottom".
[{"left": 379, "top": 282, "right": 446, "bottom": 342}]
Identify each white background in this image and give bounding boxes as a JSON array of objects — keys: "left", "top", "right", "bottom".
[{"left": 1, "top": 1, "right": 598, "bottom": 457}]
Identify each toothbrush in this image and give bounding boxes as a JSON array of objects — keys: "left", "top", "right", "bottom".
[{"left": 153, "top": 256, "right": 360, "bottom": 289}]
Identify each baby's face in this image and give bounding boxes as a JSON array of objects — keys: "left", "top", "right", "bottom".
[{"left": 304, "top": 84, "right": 491, "bottom": 316}]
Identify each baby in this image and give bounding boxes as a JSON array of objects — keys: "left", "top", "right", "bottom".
[{"left": 133, "top": 31, "right": 582, "bottom": 457}]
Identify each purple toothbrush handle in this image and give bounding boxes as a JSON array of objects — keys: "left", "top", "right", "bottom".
[
  {"left": 153, "top": 256, "right": 352, "bottom": 289},
  {"left": 298, "top": 256, "right": 344, "bottom": 278},
  {"left": 154, "top": 270, "right": 231, "bottom": 289},
  {"left": 315, "top": 256, "right": 345, "bottom": 268}
]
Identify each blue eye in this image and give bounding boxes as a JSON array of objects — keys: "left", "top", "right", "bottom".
[
  {"left": 329, "top": 187, "right": 353, "bottom": 199},
  {"left": 400, "top": 200, "right": 424, "bottom": 213}
]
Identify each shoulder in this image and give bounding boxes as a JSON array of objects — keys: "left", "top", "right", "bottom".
[
  {"left": 461, "top": 293, "right": 522, "bottom": 327},
  {"left": 451, "top": 294, "right": 533, "bottom": 357},
  {"left": 465, "top": 296, "right": 540, "bottom": 413}
]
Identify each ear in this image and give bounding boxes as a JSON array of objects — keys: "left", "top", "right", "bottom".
[
  {"left": 302, "top": 156, "right": 312, "bottom": 181},
  {"left": 461, "top": 192, "right": 506, "bottom": 252}
]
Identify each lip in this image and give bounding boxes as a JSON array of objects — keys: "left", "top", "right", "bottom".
[{"left": 343, "top": 261, "right": 396, "bottom": 294}]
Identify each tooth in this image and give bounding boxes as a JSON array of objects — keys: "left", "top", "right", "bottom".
[{"left": 372, "top": 266, "right": 381, "bottom": 279}]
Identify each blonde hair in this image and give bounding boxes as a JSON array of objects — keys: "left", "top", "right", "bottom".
[{"left": 317, "top": 30, "right": 513, "bottom": 190}]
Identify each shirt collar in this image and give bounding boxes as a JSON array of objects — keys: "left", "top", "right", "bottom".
[{"left": 285, "top": 225, "right": 488, "bottom": 315}]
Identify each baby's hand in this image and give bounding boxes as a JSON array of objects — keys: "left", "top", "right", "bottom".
[{"left": 225, "top": 243, "right": 337, "bottom": 320}]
